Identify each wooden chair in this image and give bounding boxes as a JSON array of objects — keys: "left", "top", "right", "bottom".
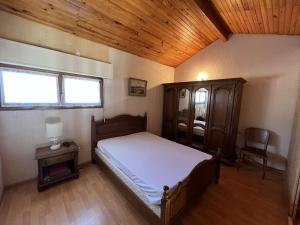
[{"left": 237, "top": 127, "right": 270, "bottom": 179}]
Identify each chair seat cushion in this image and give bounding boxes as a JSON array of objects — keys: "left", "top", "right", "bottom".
[{"left": 241, "top": 146, "right": 267, "bottom": 157}]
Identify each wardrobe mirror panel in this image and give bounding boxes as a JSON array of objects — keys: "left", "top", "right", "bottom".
[
  {"left": 192, "top": 88, "right": 209, "bottom": 148},
  {"left": 176, "top": 88, "right": 190, "bottom": 143}
]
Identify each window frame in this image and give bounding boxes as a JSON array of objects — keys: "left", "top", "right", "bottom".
[
  {"left": 62, "top": 74, "right": 103, "bottom": 107},
  {"left": 0, "top": 64, "right": 103, "bottom": 110}
]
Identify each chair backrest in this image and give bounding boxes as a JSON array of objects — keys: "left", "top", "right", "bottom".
[{"left": 244, "top": 127, "right": 270, "bottom": 151}]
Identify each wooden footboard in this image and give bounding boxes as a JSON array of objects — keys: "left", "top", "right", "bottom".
[{"left": 161, "top": 155, "right": 220, "bottom": 225}]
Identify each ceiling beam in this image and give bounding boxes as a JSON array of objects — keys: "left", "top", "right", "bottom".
[{"left": 194, "top": 0, "right": 231, "bottom": 41}]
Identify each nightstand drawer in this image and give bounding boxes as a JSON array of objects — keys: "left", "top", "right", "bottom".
[{"left": 41, "top": 153, "right": 74, "bottom": 167}]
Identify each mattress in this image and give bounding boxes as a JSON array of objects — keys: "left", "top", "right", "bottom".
[
  {"left": 95, "top": 147, "right": 161, "bottom": 216},
  {"left": 178, "top": 122, "right": 205, "bottom": 136},
  {"left": 193, "top": 126, "right": 205, "bottom": 136},
  {"left": 97, "top": 132, "right": 212, "bottom": 205}
]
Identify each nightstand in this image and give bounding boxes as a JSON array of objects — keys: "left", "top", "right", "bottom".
[{"left": 35, "top": 141, "right": 79, "bottom": 191}]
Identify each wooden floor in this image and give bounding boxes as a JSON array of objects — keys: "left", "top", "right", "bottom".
[{"left": 0, "top": 161, "right": 288, "bottom": 225}]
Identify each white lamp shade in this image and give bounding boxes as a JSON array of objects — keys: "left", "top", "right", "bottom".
[{"left": 45, "top": 118, "right": 62, "bottom": 139}]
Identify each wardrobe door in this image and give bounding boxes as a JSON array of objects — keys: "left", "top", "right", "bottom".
[
  {"left": 207, "top": 83, "right": 235, "bottom": 160},
  {"left": 191, "top": 86, "right": 210, "bottom": 150},
  {"left": 162, "top": 87, "right": 177, "bottom": 140},
  {"left": 176, "top": 87, "right": 191, "bottom": 144}
]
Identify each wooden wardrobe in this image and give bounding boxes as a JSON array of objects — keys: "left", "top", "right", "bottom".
[{"left": 162, "top": 78, "right": 246, "bottom": 165}]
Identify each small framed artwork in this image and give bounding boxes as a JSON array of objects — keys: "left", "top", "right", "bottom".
[
  {"left": 128, "top": 78, "right": 147, "bottom": 97},
  {"left": 179, "top": 89, "right": 186, "bottom": 98}
]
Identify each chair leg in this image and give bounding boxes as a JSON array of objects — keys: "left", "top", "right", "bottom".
[{"left": 262, "top": 157, "right": 267, "bottom": 179}]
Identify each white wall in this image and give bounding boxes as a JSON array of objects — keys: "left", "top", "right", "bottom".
[
  {"left": 287, "top": 85, "right": 300, "bottom": 217},
  {"left": 175, "top": 34, "right": 300, "bottom": 170},
  {"left": 0, "top": 38, "right": 113, "bottom": 79},
  {"left": 0, "top": 47, "right": 174, "bottom": 186}
]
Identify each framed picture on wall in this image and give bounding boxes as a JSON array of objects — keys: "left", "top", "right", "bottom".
[{"left": 128, "top": 78, "right": 147, "bottom": 97}]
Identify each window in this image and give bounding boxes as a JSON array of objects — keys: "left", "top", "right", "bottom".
[
  {"left": 195, "top": 91, "right": 207, "bottom": 104},
  {"left": 63, "top": 76, "right": 101, "bottom": 106},
  {"left": 0, "top": 65, "right": 103, "bottom": 109},
  {"left": 1, "top": 68, "right": 59, "bottom": 106}
]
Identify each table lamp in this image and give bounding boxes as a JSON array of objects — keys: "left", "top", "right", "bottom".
[{"left": 45, "top": 117, "right": 63, "bottom": 150}]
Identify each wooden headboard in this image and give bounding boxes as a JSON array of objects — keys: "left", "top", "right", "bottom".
[{"left": 91, "top": 113, "right": 147, "bottom": 162}]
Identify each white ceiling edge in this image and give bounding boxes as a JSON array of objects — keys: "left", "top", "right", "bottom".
[{"left": 0, "top": 38, "right": 113, "bottom": 79}]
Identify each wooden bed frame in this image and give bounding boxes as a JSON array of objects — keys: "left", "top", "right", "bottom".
[{"left": 91, "top": 113, "right": 220, "bottom": 225}]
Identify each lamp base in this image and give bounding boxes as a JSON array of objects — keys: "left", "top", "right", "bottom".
[{"left": 50, "top": 143, "right": 61, "bottom": 150}]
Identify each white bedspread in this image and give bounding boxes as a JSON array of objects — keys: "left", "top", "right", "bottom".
[{"left": 97, "top": 132, "right": 212, "bottom": 205}]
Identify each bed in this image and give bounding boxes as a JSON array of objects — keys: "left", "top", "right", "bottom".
[{"left": 91, "top": 113, "right": 220, "bottom": 225}]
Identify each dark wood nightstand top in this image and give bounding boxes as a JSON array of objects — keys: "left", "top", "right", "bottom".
[{"left": 35, "top": 141, "right": 79, "bottom": 160}]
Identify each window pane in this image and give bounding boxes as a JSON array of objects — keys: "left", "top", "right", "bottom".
[
  {"left": 195, "top": 91, "right": 206, "bottom": 104},
  {"left": 1, "top": 69, "right": 59, "bottom": 105},
  {"left": 63, "top": 76, "right": 100, "bottom": 104}
]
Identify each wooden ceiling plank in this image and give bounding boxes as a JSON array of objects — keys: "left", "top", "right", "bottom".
[
  {"left": 272, "top": 0, "right": 280, "bottom": 33},
  {"left": 289, "top": 5, "right": 300, "bottom": 34},
  {"left": 265, "top": 0, "right": 274, "bottom": 33},
  {"left": 239, "top": 0, "right": 254, "bottom": 32},
  {"left": 186, "top": 0, "right": 227, "bottom": 41},
  {"left": 278, "top": 0, "right": 286, "bottom": 34},
  {"left": 77, "top": 9, "right": 167, "bottom": 53},
  {"left": 43, "top": 0, "right": 80, "bottom": 15},
  {"left": 147, "top": 0, "right": 213, "bottom": 45},
  {"left": 226, "top": 0, "right": 245, "bottom": 33},
  {"left": 78, "top": 17, "right": 190, "bottom": 60},
  {"left": 251, "top": 0, "right": 266, "bottom": 33},
  {"left": 180, "top": 0, "right": 221, "bottom": 41},
  {"left": 258, "top": 0, "right": 270, "bottom": 33},
  {"left": 229, "top": 0, "right": 247, "bottom": 33},
  {"left": 76, "top": 16, "right": 174, "bottom": 60},
  {"left": 175, "top": 0, "right": 218, "bottom": 41},
  {"left": 284, "top": 0, "right": 293, "bottom": 33},
  {"left": 212, "top": 0, "right": 236, "bottom": 33},
  {"left": 212, "top": 0, "right": 238, "bottom": 33},
  {"left": 194, "top": 0, "right": 231, "bottom": 41},
  {"left": 217, "top": 0, "right": 240, "bottom": 33},
  {"left": 248, "top": 0, "right": 261, "bottom": 33},
  {"left": 136, "top": 2, "right": 206, "bottom": 48},
  {"left": 161, "top": 0, "right": 216, "bottom": 42},
  {"left": 138, "top": 29, "right": 195, "bottom": 57},
  {"left": 128, "top": 0, "right": 209, "bottom": 48},
  {"left": 247, "top": 0, "right": 262, "bottom": 33},
  {"left": 88, "top": 0, "right": 203, "bottom": 58},
  {"left": 106, "top": 0, "right": 205, "bottom": 50},
  {"left": 0, "top": 2, "right": 77, "bottom": 32},
  {"left": 109, "top": 0, "right": 210, "bottom": 55},
  {"left": 148, "top": 0, "right": 214, "bottom": 47},
  {"left": 235, "top": 0, "right": 254, "bottom": 33},
  {"left": 296, "top": 7, "right": 300, "bottom": 34}
]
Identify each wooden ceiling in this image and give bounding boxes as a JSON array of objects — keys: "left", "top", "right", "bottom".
[
  {"left": 0, "top": 0, "right": 299, "bottom": 67},
  {"left": 212, "top": 0, "right": 300, "bottom": 34}
]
